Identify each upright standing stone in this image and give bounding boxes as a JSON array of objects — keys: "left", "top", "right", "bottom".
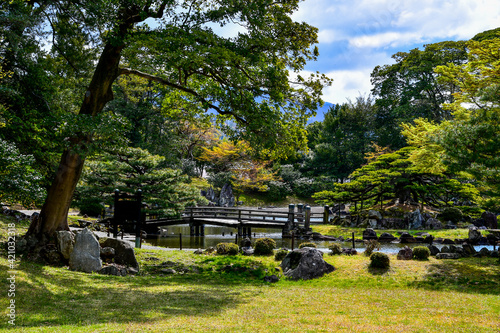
[
  {"left": 69, "top": 228, "right": 102, "bottom": 273},
  {"left": 56, "top": 230, "right": 75, "bottom": 260}
]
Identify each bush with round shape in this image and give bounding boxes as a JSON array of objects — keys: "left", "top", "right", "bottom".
[
  {"left": 412, "top": 246, "right": 431, "bottom": 260},
  {"left": 254, "top": 237, "right": 276, "bottom": 255},
  {"left": 274, "top": 248, "right": 289, "bottom": 261},
  {"left": 328, "top": 243, "right": 342, "bottom": 255},
  {"left": 369, "top": 252, "right": 390, "bottom": 269},
  {"left": 298, "top": 242, "right": 317, "bottom": 249},
  {"left": 439, "top": 207, "right": 463, "bottom": 223},
  {"left": 216, "top": 242, "right": 239, "bottom": 255}
]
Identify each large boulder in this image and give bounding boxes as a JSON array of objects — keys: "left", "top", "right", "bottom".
[
  {"left": 100, "top": 238, "right": 139, "bottom": 270},
  {"left": 56, "top": 230, "right": 75, "bottom": 260},
  {"left": 408, "top": 209, "right": 423, "bottom": 229},
  {"left": 368, "top": 210, "right": 382, "bottom": 220},
  {"left": 425, "top": 218, "right": 442, "bottom": 230},
  {"left": 468, "top": 226, "right": 482, "bottom": 245},
  {"left": 363, "top": 228, "right": 378, "bottom": 240},
  {"left": 378, "top": 232, "right": 397, "bottom": 242},
  {"left": 481, "top": 212, "right": 498, "bottom": 229},
  {"left": 396, "top": 246, "right": 413, "bottom": 260},
  {"left": 280, "top": 247, "right": 335, "bottom": 281},
  {"left": 427, "top": 245, "right": 440, "bottom": 256},
  {"left": 69, "top": 228, "right": 102, "bottom": 273},
  {"left": 399, "top": 232, "right": 416, "bottom": 243}
]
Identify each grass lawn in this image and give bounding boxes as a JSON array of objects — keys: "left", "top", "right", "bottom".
[{"left": 1, "top": 216, "right": 499, "bottom": 332}]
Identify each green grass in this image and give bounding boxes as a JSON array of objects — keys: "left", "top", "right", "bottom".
[
  {"left": 1, "top": 216, "right": 500, "bottom": 332},
  {"left": 311, "top": 224, "right": 478, "bottom": 240}
]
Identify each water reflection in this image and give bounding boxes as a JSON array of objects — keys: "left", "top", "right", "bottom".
[{"left": 146, "top": 224, "right": 497, "bottom": 254}]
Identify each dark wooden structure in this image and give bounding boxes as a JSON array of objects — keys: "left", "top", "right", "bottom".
[{"left": 112, "top": 189, "right": 143, "bottom": 248}]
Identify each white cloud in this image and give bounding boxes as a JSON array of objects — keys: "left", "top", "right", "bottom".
[{"left": 321, "top": 69, "right": 376, "bottom": 104}]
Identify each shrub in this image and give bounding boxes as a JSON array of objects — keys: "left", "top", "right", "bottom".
[
  {"left": 298, "top": 242, "right": 317, "bottom": 249},
  {"left": 78, "top": 197, "right": 105, "bottom": 217},
  {"left": 328, "top": 243, "right": 342, "bottom": 255},
  {"left": 274, "top": 248, "right": 289, "bottom": 261},
  {"left": 438, "top": 207, "right": 463, "bottom": 223},
  {"left": 216, "top": 242, "right": 239, "bottom": 255},
  {"left": 412, "top": 246, "right": 431, "bottom": 260},
  {"left": 254, "top": 237, "right": 276, "bottom": 255},
  {"left": 267, "top": 181, "right": 292, "bottom": 201},
  {"left": 364, "top": 239, "right": 380, "bottom": 256},
  {"left": 369, "top": 252, "right": 390, "bottom": 269}
]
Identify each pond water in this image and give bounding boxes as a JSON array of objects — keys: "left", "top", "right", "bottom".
[{"left": 145, "top": 224, "right": 497, "bottom": 254}]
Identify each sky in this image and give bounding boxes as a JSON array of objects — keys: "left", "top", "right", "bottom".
[{"left": 291, "top": 0, "right": 500, "bottom": 105}]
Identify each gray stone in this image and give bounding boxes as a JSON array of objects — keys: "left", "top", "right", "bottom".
[
  {"left": 468, "top": 226, "right": 482, "bottom": 245},
  {"left": 436, "top": 253, "right": 460, "bottom": 259},
  {"left": 477, "top": 247, "right": 491, "bottom": 257},
  {"left": 462, "top": 243, "right": 476, "bottom": 256},
  {"left": 161, "top": 268, "right": 177, "bottom": 274},
  {"left": 400, "top": 232, "right": 416, "bottom": 243},
  {"left": 280, "top": 248, "right": 335, "bottom": 280},
  {"left": 427, "top": 245, "right": 440, "bottom": 256},
  {"left": 440, "top": 246, "right": 450, "bottom": 253},
  {"left": 481, "top": 211, "right": 498, "bottom": 229},
  {"left": 368, "top": 219, "right": 378, "bottom": 228},
  {"left": 100, "top": 237, "right": 139, "bottom": 270},
  {"left": 100, "top": 247, "right": 115, "bottom": 260},
  {"left": 241, "top": 247, "right": 254, "bottom": 256},
  {"left": 56, "top": 231, "right": 75, "bottom": 260},
  {"left": 368, "top": 210, "right": 383, "bottom": 220},
  {"left": 396, "top": 246, "right": 413, "bottom": 260},
  {"left": 99, "top": 265, "right": 127, "bottom": 276},
  {"left": 363, "top": 228, "right": 378, "bottom": 240},
  {"left": 263, "top": 275, "right": 279, "bottom": 283},
  {"left": 378, "top": 232, "right": 397, "bottom": 242},
  {"left": 69, "top": 228, "right": 102, "bottom": 273},
  {"left": 218, "top": 183, "right": 235, "bottom": 207},
  {"left": 425, "top": 218, "right": 442, "bottom": 230},
  {"left": 408, "top": 209, "right": 423, "bottom": 229}
]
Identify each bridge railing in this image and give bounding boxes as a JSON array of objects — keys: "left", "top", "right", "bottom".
[{"left": 183, "top": 205, "right": 328, "bottom": 226}]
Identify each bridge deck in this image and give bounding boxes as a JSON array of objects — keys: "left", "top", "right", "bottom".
[{"left": 144, "top": 217, "right": 288, "bottom": 229}]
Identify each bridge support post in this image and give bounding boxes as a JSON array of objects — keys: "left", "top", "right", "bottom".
[
  {"left": 305, "top": 205, "right": 311, "bottom": 231},
  {"left": 200, "top": 224, "right": 205, "bottom": 236},
  {"left": 323, "top": 205, "right": 330, "bottom": 224},
  {"left": 297, "top": 203, "right": 304, "bottom": 224},
  {"left": 247, "top": 227, "right": 252, "bottom": 238},
  {"left": 238, "top": 225, "right": 243, "bottom": 237},
  {"left": 190, "top": 224, "right": 195, "bottom": 237},
  {"left": 195, "top": 224, "right": 200, "bottom": 236},
  {"left": 283, "top": 204, "right": 295, "bottom": 237}
]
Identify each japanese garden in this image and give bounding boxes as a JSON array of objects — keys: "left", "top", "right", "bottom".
[{"left": 0, "top": 1, "right": 499, "bottom": 332}]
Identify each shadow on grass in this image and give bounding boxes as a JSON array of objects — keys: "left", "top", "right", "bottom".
[
  {"left": 0, "top": 258, "right": 266, "bottom": 329},
  {"left": 367, "top": 266, "right": 390, "bottom": 275},
  {"left": 408, "top": 257, "right": 500, "bottom": 295}
]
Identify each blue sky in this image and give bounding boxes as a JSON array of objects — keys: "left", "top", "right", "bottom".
[{"left": 291, "top": 0, "right": 500, "bottom": 104}]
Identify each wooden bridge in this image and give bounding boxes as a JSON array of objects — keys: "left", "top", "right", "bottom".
[{"left": 143, "top": 205, "right": 330, "bottom": 237}]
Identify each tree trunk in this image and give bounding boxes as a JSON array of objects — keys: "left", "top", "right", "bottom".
[{"left": 27, "top": 42, "right": 125, "bottom": 239}]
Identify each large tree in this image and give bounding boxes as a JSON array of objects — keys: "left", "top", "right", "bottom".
[{"left": 6, "top": 1, "right": 329, "bottom": 240}]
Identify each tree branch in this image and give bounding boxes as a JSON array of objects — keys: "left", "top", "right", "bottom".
[{"left": 119, "top": 67, "right": 249, "bottom": 124}]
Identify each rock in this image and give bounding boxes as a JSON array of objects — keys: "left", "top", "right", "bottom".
[
  {"left": 99, "top": 264, "right": 127, "bottom": 276},
  {"left": 477, "top": 247, "right": 491, "bottom": 257},
  {"left": 425, "top": 218, "right": 442, "bottom": 230},
  {"left": 100, "top": 247, "right": 115, "bottom": 260},
  {"left": 240, "top": 237, "right": 252, "bottom": 248},
  {"left": 396, "top": 246, "right": 413, "bottom": 260},
  {"left": 378, "top": 232, "right": 397, "bottom": 242},
  {"left": 408, "top": 209, "right": 423, "bottom": 229},
  {"left": 100, "top": 238, "right": 139, "bottom": 270},
  {"left": 440, "top": 246, "right": 450, "bottom": 253},
  {"left": 280, "top": 248, "right": 335, "bottom": 280},
  {"left": 69, "top": 228, "right": 102, "bottom": 273},
  {"left": 342, "top": 248, "right": 357, "bottom": 255},
  {"left": 427, "top": 245, "right": 440, "bottom": 256},
  {"left": 436, "top": 253, "right": 460, "bottom": 259},
  {"left": 399, "top": 232, "right": 416, "bottom": 243},
  {"left": 368, "top": 210, "right": 383, "bottom": 220},
  {"left": 368, "top": 219, "right": 378, "bottom": 228},
  {"left": 442, "top": 238, "right": 455, "bottom": 244},
  {"left": 194, "top": 248, "right": 204, "bottom": 255},
  {"left": 218, "top": 183, "right": 235, "bottom": 207},
  {"left": 481, "top": 211, "right": 498, "bottom": 229},
  {"left": 491, "top": 251, "right": 499, "bottom": 258},
  {"left": 462, "top": 243, "right": 476, "bottom": 256},
  {"left": 468, "top": 226, "right": 482, "bottom": 245},
  {"left": 444, "top": 224, "right": 457, "bottom": 229},
  {"left": 263, "top": 275, "right": 279, "bottom": 283},
  {"left": 241, "top": 247, "right": 254, "bottom": 256},
  {"left": 424, "top": 235, "right": 434, "bottom": 244},
  {"left": 363, "top": 228, "right": 378, "bottom": 240},
  {"left": 56, "top": 231, "right": 75, "bottom": 260},
  {"left": 161, "top": 268, "right": 177, "bottom": 274}
]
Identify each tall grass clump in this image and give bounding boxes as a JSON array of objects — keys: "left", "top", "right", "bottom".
[
  {"left": 369, "top": 252, "right": 390, "bottom": 269},
  {"left": 274, "top": 249, "right": 289, "bottom": 261},
  {"left": 328, "top": 243, "right": 342, "bottom": 255},
  {"left": 412, "top": 246, "right": 431, "bottom": 260},
  {"left": 364, "top": 239, "right": 380, "bottom": 256},
  {"left": 254, "top": 237, "right": 276, "bottom": 255},
  {"left": 216, "top": 242, "right": 239, "bottom": 255},
  {"left": 298, "top": 242, "right": 316, "bottom": 249}
]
